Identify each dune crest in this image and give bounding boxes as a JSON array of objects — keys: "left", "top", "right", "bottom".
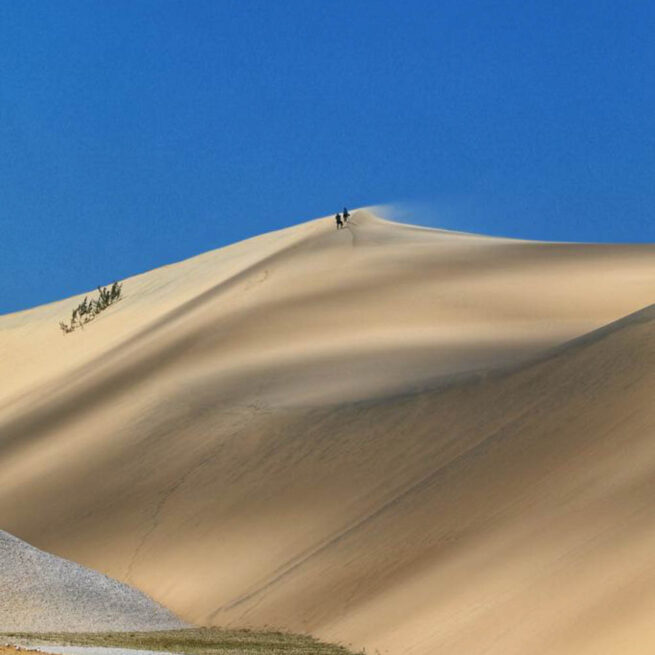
[{"left": 1, "top": 209, "right": 654, "bottom": 654}]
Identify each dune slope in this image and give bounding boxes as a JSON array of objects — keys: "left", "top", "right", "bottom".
[{"left": 1, "top": 209, "right": 654, "bottom": 654}]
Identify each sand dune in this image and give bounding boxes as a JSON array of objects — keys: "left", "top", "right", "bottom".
[
  {"left": 0, "top": 530, "right": 185, "bottom": 632},
  {"left": 1, "top": 209, "right": 654, "bottom": 653}
]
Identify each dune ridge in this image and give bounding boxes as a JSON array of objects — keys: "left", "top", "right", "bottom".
[{"left": 1, "top": 209, "right": 654, "bottom": 654}]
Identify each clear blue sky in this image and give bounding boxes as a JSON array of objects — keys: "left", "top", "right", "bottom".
[{"left": 1, "top": 1, "right": 654, "bottom": 314}]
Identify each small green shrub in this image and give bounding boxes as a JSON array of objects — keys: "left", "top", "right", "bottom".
[
  {"left": 59, "top": 282, "right": 123, "bottom": 334},
  {"left": 1, "top": 628, "right": 364, "bottom": 655}
]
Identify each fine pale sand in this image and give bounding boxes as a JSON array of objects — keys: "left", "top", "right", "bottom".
[{"left": 1, "top": 209, "right": 654, "bottom": 654}]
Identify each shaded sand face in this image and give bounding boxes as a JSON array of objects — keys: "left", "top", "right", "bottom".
[{"left": 1, "top": 210, "right": 655, "bottom": 654}]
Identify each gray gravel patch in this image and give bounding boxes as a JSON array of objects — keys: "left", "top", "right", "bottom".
[
  {"left": 17, "top": 647, "right": 182, "bottom": 655},
  {"left": 18, "top": 647, "right": 183, "bottom": 655},
  {"left": 0, "top": 530, "right": 187, "bottom": 632}
]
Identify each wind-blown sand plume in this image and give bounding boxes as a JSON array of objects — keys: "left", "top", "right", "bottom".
[
  {"left": 1, "top": 209, "right": 654, "bottom": 653},
  {"left": 0, "top": 530, "right": 185, "bottom": 632}
]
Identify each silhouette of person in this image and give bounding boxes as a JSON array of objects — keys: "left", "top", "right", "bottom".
[
  {"left": 343, "top": 207, "right": 350, "bottom": 222},
  {"left": 335, "top": 213, "right": 343, "bottom": 230}
]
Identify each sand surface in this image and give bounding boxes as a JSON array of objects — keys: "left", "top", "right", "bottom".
[
  {"left": 1, "top": 209, "right": 654, "bottom": 653},
  {"left": 0, "top": 648, "right": 42, "bottom": 655}
]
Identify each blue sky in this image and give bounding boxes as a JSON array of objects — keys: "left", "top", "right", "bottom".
[{"left": 1, "top": 1, "right": 654, "bottom": 314}]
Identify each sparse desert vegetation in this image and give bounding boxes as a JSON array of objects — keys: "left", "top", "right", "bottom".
[
  {"left": 59, "top": 282, "right": 122, "bottom": 334},
  {"left": 2, "top": 629, "right": 363, "bottom": 655}
]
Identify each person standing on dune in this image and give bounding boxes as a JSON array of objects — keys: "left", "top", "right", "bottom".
[
  {"left": 343, "top": 207, "right": 350, "bottom": 223},
  {"left": 335, "top": 213, "right": 343, "bottom": 230}
]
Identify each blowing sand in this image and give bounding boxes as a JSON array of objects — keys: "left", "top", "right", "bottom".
[{"left": 1, "top": 209, "right": 654, "bottom": 654}]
